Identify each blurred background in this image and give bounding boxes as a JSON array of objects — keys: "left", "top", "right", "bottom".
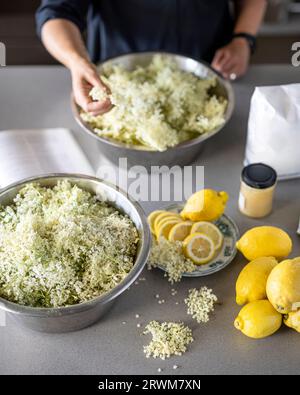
[{"left": 1, "top": 0, "right": 300, "bottom": 65}]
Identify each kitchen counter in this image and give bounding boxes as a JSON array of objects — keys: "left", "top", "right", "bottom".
[
  {"left": 0, "top": 65, "right": 300, "bottom": 375},
  {"left": 259, "top": 14, "right": 300, "bottom": 36}
]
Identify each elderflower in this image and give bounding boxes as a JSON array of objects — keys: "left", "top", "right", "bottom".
[
  {"left": 148, "top": 237, "right": 196, "bottom": 283},
  {"left": 143, "top": 321, "right": 193, "bottom": 360},
  {"left": 89, "top": 86, "right": 111, "bottom": 102},
  {"left": 0, "top": 181, "right": 139, "bottom": 308},
  {"left": 184, "top": 287, "right": 218, "bottom": 324}
]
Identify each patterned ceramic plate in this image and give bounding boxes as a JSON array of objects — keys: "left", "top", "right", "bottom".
[{"left": 157, "top": 204, "right": 239, "bottom": 277}]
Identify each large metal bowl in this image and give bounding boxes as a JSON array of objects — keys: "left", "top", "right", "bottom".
[
  {"left": 72, "top": 52, "right": 235, "bottom": 169},
  {"left": 0, "top": 174, "right": 151, "bottom": 333}
]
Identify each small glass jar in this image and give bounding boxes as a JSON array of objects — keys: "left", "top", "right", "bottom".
[{"left": 239, "top": 163, "right": 277, "bottom": 218}]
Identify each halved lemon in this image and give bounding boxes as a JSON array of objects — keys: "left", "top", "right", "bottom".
[
  {"left": 147, "top": 210, "right": 165, "bottom": 234},
  {"left": 156, "top": 219, "right": 181, "bottom": 241},
  {"left": 183, "top": 233, "right": 215, "bottom": 265},
  {"left": 168, "top": 221, "right": 193, "bottom": 242},
  {"left": 154, "top": 212, "right": 181, "bottom": 234},
  {"left": 190, "top": 221, "right": 224, "bottom": 250}
]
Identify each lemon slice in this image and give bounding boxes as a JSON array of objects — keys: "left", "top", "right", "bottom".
[
  {"left": 183, "top": 233, "right": 215, "bottom": 265},
  {"left": 168, "top": 221, "right": 193, "bottom": 242},
  {"left": 155, "top": 217, "right": 182, "bottom": 237},
  {"left": 154, "top": 212, "right": 181, "bottom": 234},
  {"left": 157, "top": 219, "right": 181, "bottom": 241},
  {"left": 147, "top": 210, "right": 165, "bottom": 234},
  {"left": 190, "top": 221, "right": 224, "bottom": 250}
]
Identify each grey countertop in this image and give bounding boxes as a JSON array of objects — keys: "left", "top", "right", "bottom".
[{"left": 0, "top": 65, "right": 300, "bottom": 375}]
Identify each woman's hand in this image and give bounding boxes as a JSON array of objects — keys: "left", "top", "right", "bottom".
[
  {"left": 211, "top": 38, "right": 251, "bottom": 80},
  {"left": 70, "top": 58, "right": 112, "bottom": 116}
]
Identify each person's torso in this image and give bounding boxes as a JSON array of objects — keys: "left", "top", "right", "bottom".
[{"left": 87, "top": 0, "right": 233, "bottom": 63}]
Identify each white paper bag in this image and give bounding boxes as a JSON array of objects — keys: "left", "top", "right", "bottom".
[{"left": 245, "top": 83, "right": 300, "bottom": 180}]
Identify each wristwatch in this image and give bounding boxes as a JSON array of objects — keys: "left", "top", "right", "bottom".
[{"left": 232, "top": 32, "right": 257, "bottom": 55}]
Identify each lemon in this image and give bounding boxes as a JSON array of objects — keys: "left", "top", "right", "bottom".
[
  {"left": 156, "top": 219, "right": 182, "bottom": 241},
  {"left": 148, "top": 210, "right": 164, "bottom": 234},
  {"left": 236, "top": 257, "right": 278, "bottom": 306},
  {"left": 183, "top": 233, "right": 215, "bottom": 265},
  {"left": 191, "top": 221, "right": 223, "bottom": 250},
  {"left": 266, "top": 257, "right": 300, "bottom": 314},
  {"left": 154, "top": 212, "right": 181, "bottom": 234},
  {"left": 155, "top": 216, "right": 182, "bottom": 238},
  {"left": 234, "top": 300, "right": 282, "bottom": 339},
  {"left": 181, "top": 189, "right": 228, "bottom": 222},
  {"left": 284, "top": 310, "right": 300, "bottom": 333},
  {"left": 236, "top": 226, "right": 292, "bottom": 261},
  {"left": 168, "top": 221, "right": 192, "bottom": 242}
]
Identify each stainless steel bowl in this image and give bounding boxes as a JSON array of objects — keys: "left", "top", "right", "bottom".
[
  {"left": 72, "top": 52, "right": 235, "bottom": 169},
  {"left": 0, "top": 174, "right": 151, "bottom": 333}
]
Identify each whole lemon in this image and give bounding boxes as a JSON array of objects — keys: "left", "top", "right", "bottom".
[
  {"left": 266, "top": 257, "right": 300, "bottom": 314},
  {"left": 236, "top": 257, "right": 278, "bottom": 306},
  {"left": 234, "top": 300, "right": 282, "bottom": 339},
  {"left": 236, "top": 226, "right": 292, "bottom": 261},
  {"left": 284, "top": 310, "right": 300, "bottom": 333},
  {"left": 181, "top": 189, "right": 228, "bottom": 222}
]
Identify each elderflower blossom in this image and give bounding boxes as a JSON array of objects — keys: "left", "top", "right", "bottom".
[
  {"left": 184, "top": 287, "right": 218, "bottom": 323},
  {"left": 148, "top": 237, "right": 196, "bottom": 283},
  {"left": 89, "top": 86, "right": 111, "bottom": 102},
  {"left": 143, "top": 321, "right": 193, "bottom": 360}
]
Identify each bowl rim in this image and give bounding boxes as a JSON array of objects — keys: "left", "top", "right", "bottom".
[
  {"left": 0, "top": 173, "right": 151, "bottom": 316},
  {"left": 71, "top": 51, "right": 235, "bottom": 152}
]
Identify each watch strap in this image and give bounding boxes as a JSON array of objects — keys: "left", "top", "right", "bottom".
[{"left": 232, "top": 32, "right": 257, "bottom": 55}]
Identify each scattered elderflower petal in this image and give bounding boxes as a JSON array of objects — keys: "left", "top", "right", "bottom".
[
  {"left": 184, "top": 287, "right": 218, "bottom": 324},
  {"left": 148, "top": 238, "right": 196, "bottom": 283},
  {"left": 143, "top": 321, "right": 193, "bottom": 360}
]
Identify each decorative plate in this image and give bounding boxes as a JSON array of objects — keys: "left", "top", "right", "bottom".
[{"left": 157, "top": 204, "right": 239, "bottom": 277}]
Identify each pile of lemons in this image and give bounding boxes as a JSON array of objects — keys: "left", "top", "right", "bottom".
[
  {"left": 148, "top": 189, "right": 228, "bottom": 265},
  {"left": 234, "top": 226, "right": 300, "bottom": 338}
]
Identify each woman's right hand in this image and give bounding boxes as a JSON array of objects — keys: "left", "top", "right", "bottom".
[{"left": 70, "top": 58, "right": 112, "bottom": 116}]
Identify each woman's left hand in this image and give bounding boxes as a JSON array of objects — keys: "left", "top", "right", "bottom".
[{"left": 211, "top": 38, "right": 251, "bottom": 80}]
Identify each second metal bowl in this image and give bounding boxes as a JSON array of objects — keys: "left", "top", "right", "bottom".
[{"left": 72, "top": 52, "right": 235, "bottom": 169}]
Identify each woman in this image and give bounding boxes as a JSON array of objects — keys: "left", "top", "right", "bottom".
[{"left": 36, "top": 0, "right": 266, "bottom": 116}]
